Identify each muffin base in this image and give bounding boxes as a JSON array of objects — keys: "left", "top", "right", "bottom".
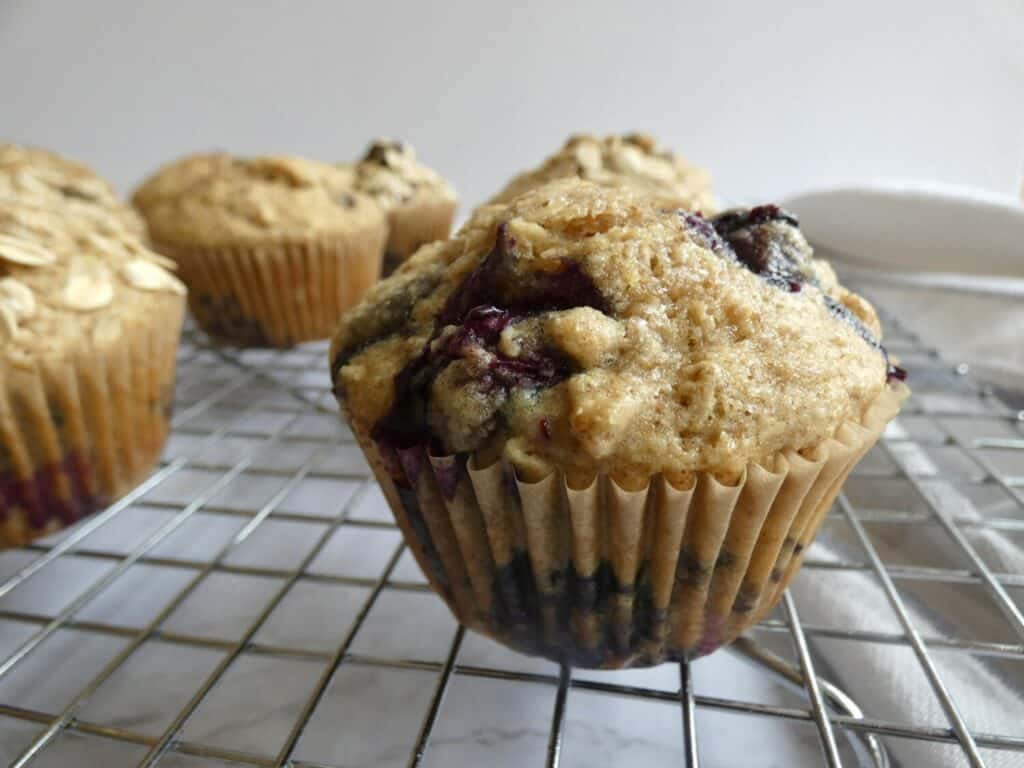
[
  {"left": 158, "top": 224, "right": 386, "bottom": 347},
  {"left": 351, "top": 385, "right": 906, "bottom": 668},
  {"left": 0, "top": 298, "right": 184, "bottom": 548},
  {"left": 382, "top": 198, "right": 456, "bottom": 276}
]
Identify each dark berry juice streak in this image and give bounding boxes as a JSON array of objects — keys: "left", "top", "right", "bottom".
[{"left": 0, "top": 451, "right": 98, "bottom": 527}]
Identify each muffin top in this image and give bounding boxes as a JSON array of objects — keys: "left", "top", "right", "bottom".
[
  {"left": 132, "top": 153, "right": 385, "bottom": 248},
  {"left": 332, "top": 180, "right": 899, "bottom": 488},
  {"left": 490, "top": 133, "right": 715, "bottom": 213},
  {"left": 0, "top": 144, "right": 148, "bottom": 239},
  {"left": 0, "top": 198, "right": 185, "bottom": 366},
  {"left": 350, "top": 140, "right": 456, "bottom": 210}
]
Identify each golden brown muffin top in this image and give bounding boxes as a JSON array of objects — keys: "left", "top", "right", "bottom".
[
  {"left": 332, "top": 180, "right": 898, "bottom": 488},
  {"left": 0, "top": 143, "right": 148, "bottom": 239},
  {"left": 490, "top": 133, "right": 716, "bottom": 213},
  {"left": 0, "top": 198, "right": 185, "bottom": 365},
  {"left": 349, "top": 140, "right": 457, "bottom": 210},
  {"left": 132, "top": 153, "right": 385, "bottom": 248}
]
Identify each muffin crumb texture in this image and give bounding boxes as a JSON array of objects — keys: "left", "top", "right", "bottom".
[
  {"left": 333, "top": 180, "right": 891, "bottom": 486},
  {"left": 0, "top": 143, "right": 148, "bottom": 238},
  {"left": 353, "top": 140, "right": 456, "bottom": 209},
  {"left": 132, "top": 153, "right": 384, "bottom": 247},
  {"left": 491, "top": 133, "right": 716, "bottom": 213}
]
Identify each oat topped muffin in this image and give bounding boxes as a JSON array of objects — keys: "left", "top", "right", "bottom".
[
  {"left": 1, "top": 195, "right": 186, "bottom": 546},
  {"left": 490, "top": 133, "right": 715, "bottom": 212},
  {"left": 0, "top": 143, "right": 147, "bottom": 238},
  {"left": 349, "top": 140, "right": 457, "bottom": 274},
  {"left": 132, "top": 153, "right": 383, "bottom": 248},
  {"left": 333, "top": 179, "right": 897, "bottom": 488}
]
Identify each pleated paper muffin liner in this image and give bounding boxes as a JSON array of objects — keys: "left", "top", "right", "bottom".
[
  {"left": 0, "top": 296, "right": 185, "bottom": 548},
  {"left": 157, "top": 224, "right": 386, "bottom": 348},
  {"left": 352, "top": 384, "right": 906, "bottom": 668},
  {"left": 382, "top": 198, "right": 457, "bottom": 276}
]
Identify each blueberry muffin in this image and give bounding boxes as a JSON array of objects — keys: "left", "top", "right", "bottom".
[
  {"left": 491, "top": 133, "right": 715, "bottom": 213},
  {"left": 0, "top": 143, "right": 148, "bottom": 239},
  {"left": 0, "top": 196, "right": 185, "bottom": 547},
  {"left": 351, "top": 140, "right": 457, "bottom": 275},
  {"left": 133, "top": 153, "right": 387, "bottom": 347},
  {"left": 330, "top": 179, "right": 905, "bottom": 667}
]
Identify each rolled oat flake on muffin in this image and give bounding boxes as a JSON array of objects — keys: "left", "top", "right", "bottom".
[{"left": 330, "top": 179, "right": 907, "bottom": 668}]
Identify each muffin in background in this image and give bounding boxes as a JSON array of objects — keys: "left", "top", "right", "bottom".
[
  {"left": 490, "top": 132, "right": 715, "bottom": 212},
  {"left": 330, "top": 179, "right": 905, "bottom": 668},
  {"left": 0, "top": 195, "right": 185, "bottom": 547},
  {"left": 0, "top": 143, "right": 148, "bottom": 239},
  {"left": 352, "top": 140, "right": 457, "bottom": 274},
  {"left": 133, "top": 153, "right": 387, "bottom": 347}
]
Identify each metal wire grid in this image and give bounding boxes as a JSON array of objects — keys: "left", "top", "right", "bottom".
[{"left": 0, "top": 289, "right": 1017, "bottom": 767}]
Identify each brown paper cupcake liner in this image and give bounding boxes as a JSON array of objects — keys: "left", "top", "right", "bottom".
[
  {"left": 352, "top": 385, "right": 906, "bottom": 668},
  {"left": 382, "top": 198, "right": 457, "bottom": 276},
  {"left": 0, "top": 297, "right": 185, "bottom": 548},
  {"left": 158, "top": 224, "right": 386, "bottom": 347}
]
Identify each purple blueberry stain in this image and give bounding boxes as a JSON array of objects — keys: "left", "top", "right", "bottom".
[
  {"left": 461, "top": 305, "right": 515, "bottom": 340},
  {"left": 441, "top": 223, "right": 609, "bottom": 325},
  {"left": 712, "top": 205, "right": 800, "bottom": 234},
  {"left": 678, "top": 211, "right": 731, "bottom": 255},
  {"left": 488, "top": 351, "right": 566, "bottom": 387},
  {"left": 887, "top": 364, "right": 908, "bottom": 384},
  {"left": 430, "top": 455, "right": 463, "bottom": 500},
  {"left": 709, "top": 206, "right": 803, "bottom": 271},
  {"left": 438, "top": 305, "right": 515, "bottom": 359},
  {"left": 396, "top": 445, "right": 427, "bottom": 484},
  {"left": 438, "top": 224, "right": 513, "bottom": 325},
  {"left": 331, "top": 267, "right": 444, "bottom": 375},
  {"left": 373, "top": 221, "right": 611, "bottom": 454}
]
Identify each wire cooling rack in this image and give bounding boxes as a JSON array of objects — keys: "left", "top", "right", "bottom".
[{"left": 0, "top": 284, "right": 1021, "bottom": 768}]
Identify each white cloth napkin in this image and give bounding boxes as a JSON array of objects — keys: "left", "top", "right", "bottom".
[{"left": 780, "top": 182, "right": 1024, "bottom": 766}]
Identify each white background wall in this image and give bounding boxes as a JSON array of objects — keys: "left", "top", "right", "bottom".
[{"left": 3, "top": 0, "right": 1023, "bottom": 209}]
